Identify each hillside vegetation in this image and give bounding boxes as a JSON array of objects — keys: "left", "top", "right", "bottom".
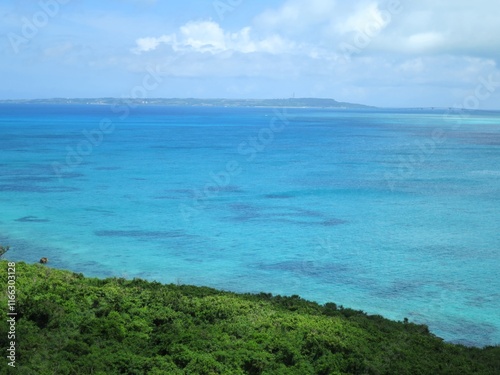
[{"left": 0, "top": 261, "right": 498, "bottom": 374}]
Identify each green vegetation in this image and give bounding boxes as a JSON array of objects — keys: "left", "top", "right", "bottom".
[{"left": 0, "top": 261, "right": 498, "bottom": 374}]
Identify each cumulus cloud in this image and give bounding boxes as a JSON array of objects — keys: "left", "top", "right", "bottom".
[
  {"left": 133, "top": 36, "right": 173, "bottom": 53},
  {"left": 367, "top": 0, "right": 500, "bottom": 58},
  {"left": 132, "top": 21, "right": 295, "bottom": 55},
  {"left": 124, "top": 0, "right": 500, "bottom": 107},
  {"left": 252, "top": 0, "right": 500, "bottom": 59},
  {"left": 132, "top": 0, "right": 500, "bottom": 61}
]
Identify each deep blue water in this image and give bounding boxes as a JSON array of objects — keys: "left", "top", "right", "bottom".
[{"left": 1, "top": 104, "right": 499, "bottom": 346}]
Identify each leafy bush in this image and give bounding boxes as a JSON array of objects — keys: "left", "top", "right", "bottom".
[{"left": 0, "top": 261, "right": 498, "bottom": 374}]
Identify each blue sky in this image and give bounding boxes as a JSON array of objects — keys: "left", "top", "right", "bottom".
[{"left": 1, "top": 0, "right": 500, "bottom": 108}]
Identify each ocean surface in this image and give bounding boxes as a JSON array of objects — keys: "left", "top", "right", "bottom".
[{"left": 1, "top": 104, "right": 499, "bottom": 347}]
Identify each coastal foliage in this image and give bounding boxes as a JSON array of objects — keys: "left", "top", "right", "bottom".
[{"left": 0, "top": 261, "right": 498, "bottom": 374}]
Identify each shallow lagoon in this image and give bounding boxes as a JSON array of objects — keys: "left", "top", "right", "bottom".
[{"left": 1, "top": 104, "right": 499, "bottom": 346}]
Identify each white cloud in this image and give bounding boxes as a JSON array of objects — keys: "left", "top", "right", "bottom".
[
  {"left": 254, "top": 0, "right": 336, "bottom": 33},
  {"left": 133, "top": 36, "right": 172, "bottom": 53},
  {"left": 132, "top": 21, "right": 296, "bottom": 55},
  {"left": 336, "top": 2, "right": 389, "bottom": 34},
  {"left": 368, "top": 0, "right": 500, "bottom": 57},
  {"left": 132, "top": 1, "right": 500, "bottom": 62},
  {"left": 179, "top": 21, "right": 226, "bottom": 52},
  {"left": 404, "top": 32, "right": 445, "bottom": 53},
  {"left": 122, "top": 0, "right": 500, "bottom": 107}
]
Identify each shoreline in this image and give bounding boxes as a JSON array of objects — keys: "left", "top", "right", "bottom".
[
  {"left": 1, "top": 260, "right": 499, "bottom": 374},
  {"left": 2, "top": 257, "right": 498, "bottom": 349},
  {"left": 0, "top": 228, "right": 498, "bottom": 349}
]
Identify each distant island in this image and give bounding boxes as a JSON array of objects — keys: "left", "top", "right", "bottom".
[{"left": 0, "top": 97, "right": 373, "bottom": 109}]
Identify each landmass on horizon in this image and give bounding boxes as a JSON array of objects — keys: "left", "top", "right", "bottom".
[{"left": 0, "top": 97, "right": 373, "bottom": 108}]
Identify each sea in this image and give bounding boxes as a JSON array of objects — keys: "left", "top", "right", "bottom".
[{"left": 0, "top": 103, "right": 499, "bottom": 347}]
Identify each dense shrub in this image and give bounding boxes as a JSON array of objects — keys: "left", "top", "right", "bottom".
[{"left": 0, "top": 261, "right": 498, "bottom": 374}]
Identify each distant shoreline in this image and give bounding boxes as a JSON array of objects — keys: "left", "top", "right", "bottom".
[
  {"left": 0, "top": 97, "right": 373, "bottom": 109},
  {"left": 3, "top": 100, "right": 500, "bottom": 112}
]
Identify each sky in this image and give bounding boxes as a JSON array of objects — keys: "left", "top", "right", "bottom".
[{"left": 1, "top": 0, "right": 500, "bottom": 108}]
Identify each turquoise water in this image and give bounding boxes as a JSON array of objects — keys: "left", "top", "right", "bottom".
[{"left": 1, "top": 104, "right": 499, "bottom": 346}]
